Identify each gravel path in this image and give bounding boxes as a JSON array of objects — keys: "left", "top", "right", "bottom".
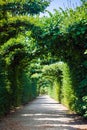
[{"left": 0, "top": 95, "right": 87, "bottom": 130}]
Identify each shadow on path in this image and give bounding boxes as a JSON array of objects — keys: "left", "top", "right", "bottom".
[{"left": 0, "top": 95, "right": 87, "bottom": 130}]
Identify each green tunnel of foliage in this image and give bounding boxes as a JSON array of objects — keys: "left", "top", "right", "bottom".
[
  {"left": 0, "top": 0, "right": 87, "bottom": 118},
  {"left": 42, "top": 62, "right": 74, "bottom": 106},
  {"left": 0, "top": 0, "right": 49, "bottom": 116},
  {"left": 42, "top": 62, "right": 77, "bottom": 111}
]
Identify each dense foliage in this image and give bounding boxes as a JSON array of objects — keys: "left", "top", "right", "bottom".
[
  {"left": 42, "top": 62, "right": 75, "bottom": 108},
  {"left": 0, "top": 0, "right": 87, "bottom": 118},
  {"left": 0, "top": 0, "right": 50, "bottom": 116},
  {"left": 38, "top": 2, "right": 87, "bottom": 117}
]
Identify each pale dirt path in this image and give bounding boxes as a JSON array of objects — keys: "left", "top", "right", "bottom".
[{"left": 0, "top": 95, "right": 87, "bottom": 130}]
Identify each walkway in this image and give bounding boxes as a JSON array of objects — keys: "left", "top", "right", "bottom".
[{"left": 0, "top": 95, "right": 87, "bottom": 130}]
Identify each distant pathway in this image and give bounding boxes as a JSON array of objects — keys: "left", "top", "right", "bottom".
[{"left": 0, "top": 95, "right": 87, "bottom": 130}]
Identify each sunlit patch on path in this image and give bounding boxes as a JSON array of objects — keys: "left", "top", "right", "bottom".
[{"left": 0, "top": 95, "right": 87, "bottom": 130}]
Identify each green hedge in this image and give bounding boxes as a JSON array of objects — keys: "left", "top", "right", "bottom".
[
  {"left": 0, "top": 56, "right": 11, "bottom": 116},
  {"left": 0, "top": 63, "right": 37, "bottom": 117},
  {"left": 43, "top": 60, "right": 87, "bottom": 117},
  {"left": 43, "top": 62, "right": 76, "bottom": 110},
  {"left": 22, "top": 72, "right": 37, "bottom": 104}
]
